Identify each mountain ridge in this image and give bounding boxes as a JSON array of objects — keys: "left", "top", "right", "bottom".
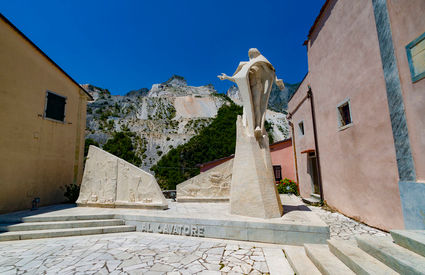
[{"left": 83, "top": 75, "right": 292, "bottom": 173}]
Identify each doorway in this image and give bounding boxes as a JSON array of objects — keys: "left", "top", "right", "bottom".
[{"left": 307, "top": 152, "right": 320, "bottom": 195}]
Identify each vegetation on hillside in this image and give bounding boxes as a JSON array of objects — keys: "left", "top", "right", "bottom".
[
  {"left": 102, "top": 131, "right": 142, "bottom": 167},
  {"left": 152, "top": 103, "right": 275, "bottom": 190},
  {"left": 152, "top": 103, "right": 243, "bottom": 190},
  {"left": 84, "top": 138, "right": 99, "bottom": 157}
]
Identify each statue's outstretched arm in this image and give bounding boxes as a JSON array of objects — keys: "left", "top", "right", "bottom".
[
  {"left": 275, "top": 76, "right": 285, "bottom": 90},
  {"left": 232, "top": 62, "right": 247, "bottom": 76},
  {"left": 217, "top": 73, "right": 235, "bottom": 82}
]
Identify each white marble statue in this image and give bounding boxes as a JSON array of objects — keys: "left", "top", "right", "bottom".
[
  {"left": 218, "top": 48, "right": 284, "bottom": 139},
  {"left": 218, "top": 48, "right": 284, "bottom": 218}
]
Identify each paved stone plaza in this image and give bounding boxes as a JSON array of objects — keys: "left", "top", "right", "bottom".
[
  {"left": 0, "top": 232, "right": 294, "bottom": 275},
  {"left": 0, "top": 196, "right": 391, "bottom": 274},
  {"left": 309, "top": 206, "right": 389, "bottom": 241}
]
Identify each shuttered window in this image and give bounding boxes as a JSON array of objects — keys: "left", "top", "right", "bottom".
[{"left": 44, "top": 91, "right": 66, "bottom": 122}]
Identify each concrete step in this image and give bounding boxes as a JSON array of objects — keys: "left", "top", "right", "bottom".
[
  {"left": 302, "top": 197, "right": 321, "bottom": 206},
  {"left": 304, "top": 244, "right": 355, "bottom": 275},
  {"left": 0, "top": 219, "right": 125, "bottom": 232},
  {"left": 0, "top": 225, "right": 136, "bottom": 242},
  {"left": 328, "top": 240, "right": 398, "bottom": 275},
  {"left": 311, "top": 193, "right": 321, "bottom": 200},
  {"left": 391, "top": 230, "right": 425, "bottom": 258},
  {"left": 357, "top": 235, "right": 425, "bottom": 275},
  {"left": 283, "top": 245, "right": 321, "bottom": 275},
  {"left": 22, "top": 214, "right": 115, "bottom": 222}
]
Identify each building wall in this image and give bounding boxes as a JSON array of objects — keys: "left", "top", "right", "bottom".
[
  {"left": 384, "top": 0, "right": 425, "bottom": 229},
  {"left": 270, "top": 140, "right": 296, "bottom": 182},
  {"left": 0, "top": 19, "right": 88, "bottom": 213},
  {"left": 387, "top": 0, "right": 425, "bottom": 182},
  {"left": 305, "top": 0, "right": 404, "bottom": 230},
  {"left": 199, "top": 140, "right": 295, "bottom": 182},
  {"left": 287, "top": 77, "right": 317, "bottom": 198}
]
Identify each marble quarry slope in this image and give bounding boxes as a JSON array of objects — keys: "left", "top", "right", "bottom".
[{"left": 83, "top": 75, "right": 292, "bottom": 173}]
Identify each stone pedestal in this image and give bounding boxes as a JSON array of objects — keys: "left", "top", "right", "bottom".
[{"left": 230, "top": 116, "right": 283, "bottom": 218}]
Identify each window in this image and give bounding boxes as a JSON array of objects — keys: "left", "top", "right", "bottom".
[
  {"left": 337, "top": 99, "right": 352, "bottom": 129},
  {"left": 298, "top": 121, "right": 305, "bottom": 136},
  {"left": 406, "top": 32, "right": 425, "bottom": 82},
  {"left": 44, "top": 91, "right": 66, "bottom": 122},
  {"left": 273, "top": 165, "right": 282, "bottom": 181}
]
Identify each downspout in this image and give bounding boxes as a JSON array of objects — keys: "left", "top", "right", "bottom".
[
  {"left": 289, "top": 121, "right": 300, "bottom": 193},
  {"left": 307, "top": 87, "right": 324, "bottom": 201}
]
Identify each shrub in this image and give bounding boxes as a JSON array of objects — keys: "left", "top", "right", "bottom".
[
  {"left": 103, "top": 132, "right": 142, "bottom": 167},
  {"left": 277, "top": 178, "right": 299, "bottom": 195},
  {"left": 64, "top": 184, "right": 80, "bottom": 203},
  {"left": 84, "top": 138, "right": 99, "bottom": 157}
]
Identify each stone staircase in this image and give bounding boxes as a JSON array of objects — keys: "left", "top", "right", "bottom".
[
  {"left": 284, "top": 230, "right": 425, "bottom": 275},
  {"left": 0, "top": 214, "right": 135, "bottom": 241}
]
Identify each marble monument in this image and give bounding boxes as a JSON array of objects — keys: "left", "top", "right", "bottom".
[
  {"left": 218, "top": 48, "right": 284, "bottom": 218},
  {"left": 176, "top": 159, "right": 233, "bottom": 202},
  {"left": 77, "top": 146, "right": 167, "bottom": 209}
]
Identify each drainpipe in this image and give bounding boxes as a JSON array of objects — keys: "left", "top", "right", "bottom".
[
  {"left": 289, "top": 121, "right": 300, "bottom": 193},
  {"left": 307, "top": 86, "right": 324, "bottom": 202}
]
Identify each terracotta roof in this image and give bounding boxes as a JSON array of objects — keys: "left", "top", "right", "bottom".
[
  {"left": 198, "top": 155, "right": 235, "bottom": 168},
  {"left": 270, "top": 138, "right": 292, "bottom": 147},
  {"left": 0, "top": 13, "right": 93, "bottom": 100},
  {"left": 304, "top": 0, "right": 332, "bottom": 45}
]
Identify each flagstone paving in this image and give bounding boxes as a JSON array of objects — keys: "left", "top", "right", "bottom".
[
  {"left": 308, "top": 204, "right": 389, "bottom": 241},
  {"left": 0, "top": 232, "right": 292, "bottom": 275},
  {"left": 0, "top": 196, "right": 391, "bottom": 274}
]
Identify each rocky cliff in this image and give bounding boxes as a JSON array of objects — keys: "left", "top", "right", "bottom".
[{"left": 84, "top": 75, "right": 293, "bottom": 172}]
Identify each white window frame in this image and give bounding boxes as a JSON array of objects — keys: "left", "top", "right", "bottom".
[{"left": 337, "top": 98, "right": 353, "bottom": 131}]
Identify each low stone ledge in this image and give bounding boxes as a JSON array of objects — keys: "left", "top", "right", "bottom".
[
  {"left": 176, "top": 197, "right": 229, "bottom": 203},
  {"left": 77, "top": 202, "right": 168, "bottom": 210},
  {"left": 114, "top": 213, "right": 329, "bottom": 245}
]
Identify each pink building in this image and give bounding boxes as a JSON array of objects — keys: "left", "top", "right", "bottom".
[
  {"left": 199, "top": 139, "right": 296, "bottom": 182},
  {"left": 288, "top": 0, "right": 425, "bottom": 231},
  {"left": 269, "top": 139, "right": 296, "bottom": 182}
]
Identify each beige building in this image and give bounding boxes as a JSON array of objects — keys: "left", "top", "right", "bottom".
[
  {"left": 0, "top": 14, "right": 92, "bottom": 213},
  {"left": 288, "top": 0, "right": 425, "bottom": 231}
]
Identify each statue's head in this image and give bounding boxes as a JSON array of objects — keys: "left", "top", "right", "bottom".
[{"left": 248, "top": 48, "right": 261, "bottom": 59}]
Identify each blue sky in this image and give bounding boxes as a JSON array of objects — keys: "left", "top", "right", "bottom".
[{"left": 1, "top": 0, "right": 325, "bottom": 95}]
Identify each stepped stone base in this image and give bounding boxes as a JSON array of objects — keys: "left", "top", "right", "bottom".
[
  {"left": 0, "top": 213, "right": 135, "bottom": 242},
  {"left": 0, "top": 195, "right": 329, "bottom": 245},
  {"left": 284, "top": 229, "right": 425, "bottom": 275}
]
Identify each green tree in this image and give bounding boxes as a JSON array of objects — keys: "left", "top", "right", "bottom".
[
  {"left": 152, "top": 103, "right": 243, "bottom": 190},
  {"left": 103, "top": 132, "right": 142, "bottom": 167},
  {"left": 84, "top": 138, "right": 99, "bottom": 157}
]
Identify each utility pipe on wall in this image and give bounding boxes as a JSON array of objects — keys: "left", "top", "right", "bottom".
[{"left": 307, "top": 86, "right": 324, "bottom": 202}]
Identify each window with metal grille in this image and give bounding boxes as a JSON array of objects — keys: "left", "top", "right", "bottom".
[
  {"left": 273, "top": 165, "right": 282, "bottom": 181},
  {"left": 44, "top": 91, "right": 66, "bottom": 122}
]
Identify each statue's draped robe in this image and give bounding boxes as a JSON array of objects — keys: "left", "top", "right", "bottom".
[{"left": 232, "top": 55, "right": 275, "bottom": 137}]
